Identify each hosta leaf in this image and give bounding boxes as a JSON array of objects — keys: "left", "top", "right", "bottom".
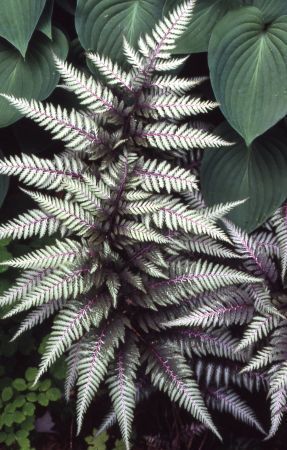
[
  {"left": 164, "top": 0, "right": 231, "bottom": 54},
  {"left": 201, "top": 122, "right": 287, "bottom": 231},
  {"left": 75, "top": 0, "right": 164, "bottom": 63},
  {"left": 0, "top": 0, "right": 46, "bottom": 57},
  {"left": 0, "top": 27, "right": 68, "bottom": 128},
  {"left": 208, "top": 6, "right": 287, "bottom": 145},
  {"left": 37, "top": 0, "right": 54, "bottom": 39},
  {"left": 240, "top": 0, "right": 287, "bottom": 22}
]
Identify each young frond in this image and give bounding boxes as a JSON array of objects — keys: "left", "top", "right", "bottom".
[{"left": 0, "top": 95, "right": 100, "bottom": 151}]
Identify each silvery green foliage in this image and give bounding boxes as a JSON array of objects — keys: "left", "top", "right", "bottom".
[{"left": 0, "top": 1, "right": 268, "bottom": 447}]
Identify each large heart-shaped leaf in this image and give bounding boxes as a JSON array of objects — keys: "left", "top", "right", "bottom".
[
  {"left": 164, "top": 0, "right": 231, "bottom": 54},
  {"left": 0, "top": 0, "right": 46, "bottom": 57},
  {"left": 75, "top": 0, "right": 164, "bottom": 63},
  {"left": 201, "top": 122, "right": 287, "bottom": 232},
  {"left": 208, "top": 7, "right": 287, "bottom": 145},
  {"left": 0, "top": 27, "right": 68, "bottom": 128}
]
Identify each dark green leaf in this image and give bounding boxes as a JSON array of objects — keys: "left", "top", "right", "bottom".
[
  {"left": 201, "top": 122, "right": 287, "bottom": 231},
  {"left": 12, "top": 378, "right": 27, "bottom": 392},
  {"left": 0, "top": 27, "right": 68, "bottom": 128},
  {"left": 0, "top": 0, "right": 46, "bottom": 57},
  {"left": 37, "top": 0, "right": 54, "bottom": 39},
  {"left": 76, "top": 0, "right": 164, "bottom": 63},
  {"left": 2, "top": 387, "right": 13, "bottom": 402},
  {"left": 208, "top": 7, "right": 287, "bottom": 145}
]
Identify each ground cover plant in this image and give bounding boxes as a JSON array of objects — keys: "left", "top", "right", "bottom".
[{"left": 1, "top": 1, "right": 287, "bottom": 449}]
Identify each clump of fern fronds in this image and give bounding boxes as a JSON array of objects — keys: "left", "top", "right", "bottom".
[{"left": 0, "top": 1, "right": 265, "bottom": 447}]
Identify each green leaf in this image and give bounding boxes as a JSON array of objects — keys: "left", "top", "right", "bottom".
[
  {"left": 25, "top": 368, "right": 38, "bottom": 383},
  {"left": 26, "top": 393, "right": 37, "bottom": 403},
  {"left": 12, "top": 378, "right": 27, "bottom": 392},
  {"left": 2, "top": 387, "right": 13, "bottom": 402},
  {"left": 37, "top": 0, "right": 54, "bottom": 39},
  {"left": 0, "top": 27, "right": 68, "bottom": 128},
  {"left": 14, "top": 411, "right": 26, "bottom": 424},
  {"left": 201, "top": 122, "right": 287, "bottom": 231},
  {"left": 46, "top": 387, "right": 61, "bottom": 401},
  {"left": 37, "top": 393, "right": 49, "bottom": 406},
  {"left": 208, "top": 6, "right": 287, "bottom": 145},
  {"left": 0, "top": 0, "right": 46, "bottom": 57},
  {"left": 13, "top": 395, "right": 26, "bottom": 408},
  {"left": 85, "top": 429, "right": 108, "bottom": 450},
  {"left": 39, "top": 379, "right": 52, "bottom": 392},
  {"left": 240, "top": 0, "right": 287, "bottom": 22},
  {"left": 75, "top": 0, "right": 164, "bottom": 63},
  {"left": 23, "top": 402, "right": 35, "bottom": 416},
  {"left": 164, "top": 0, "right": 231, "bottom": 54}
]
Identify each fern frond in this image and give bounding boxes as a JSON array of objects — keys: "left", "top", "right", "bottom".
[
  {"left": 0, "top": 209, "right": 61, "bottom": 240},
  {"left": 0, "top": 95, "right": 100, "bottom": 151},
  {"left": 36, "top": 298, "right": 110, "bottom": 383},
  {"left": 164, "top": 297, "right": 253, "bottom": 329},
  {"left": 53, "top": 55, "right": 122, "bottom": 115},
  {"left": 4, "top": 267, "right": 92, "bottom": 317},
  {"left": 23, "top": 190, "right": 97, "bottom": 237},
  {"left": 236, "top": 316, "right": 280, "bottom": 352},
  {"left": 12, "top": 299, "right": 65, "bottom": 341},
  {"left": 171, "top": 235, "right": 240, "bottom": 259},
  {"left": 266, "top": 387, "right": 287, "bottom": 439},
  {"left": 1, "top": 239, "right": 86, "bottom": 269},
  {"left": 107, "top": 339, "right": 140, "bottom": 449},
  {"left": 224, "top": 219, "right": 277, "bottom": 282},
  {"left": 122, "top": 37, "right": 143, "bottom": 69},
  {"left": 0, "top": 154, "right": 86, "bottom": 190},
  {"left": 76, "top": 317, "right": 127, "bottom": 433},
  {"left": 0, "top": 269, "right": 50, "bottom": 306},
  {"left": 148, "top": 259, "right": 259, "bottom": 306},
  {"left": 115, "top": 220, "right": 168, "bottom": 244},
  {"left": 140, "top": 94, "right": 217, "bottom": 119},
  {"left": 150, "top": 202, "right": 229, "bottom": 242},
  {"left": 135, "top": 158, "right": 197, "bottom": 193},
  {"left": 145, "top": 343, "right": 221, "bottom": 439},
  {"left": 206, "top": 387, "right": 264, "bottom": 433},
  {"left": 87, "top": 52, "right": 133, "bottom": 92},
  {"left": 138, "top": 123, "right": 230, "bottom": 151},
  {"left": 149, "top": 75, "right": 207, "bottom": 95},
  {"left": 240, "top": 346, "right": 274, "bottom": 373},
  {"left": 138, "top": 0, "right": 195, "bottom": 60}
]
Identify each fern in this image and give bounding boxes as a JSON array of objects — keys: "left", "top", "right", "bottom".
[{"left": 0, "top": 1, "right": 267, "bottom": 447}]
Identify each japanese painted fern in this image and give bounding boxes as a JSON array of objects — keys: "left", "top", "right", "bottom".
[{"left": 0, "top": 1, "right": 262, "bottom": 447}]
